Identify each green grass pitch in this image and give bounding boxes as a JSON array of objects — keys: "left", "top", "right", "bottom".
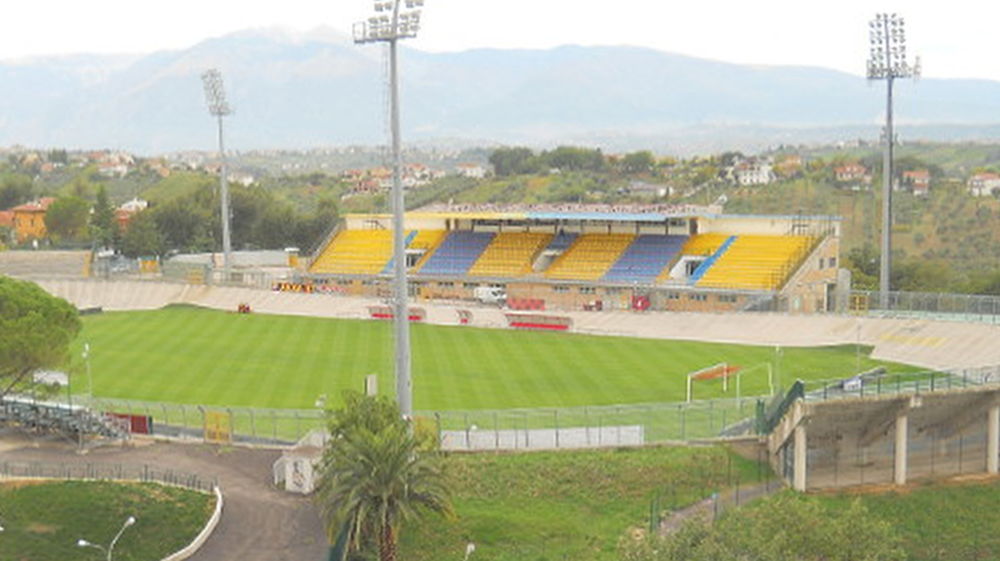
[{"left": 73, "top": 305, "right": 916, "bottom": 411}]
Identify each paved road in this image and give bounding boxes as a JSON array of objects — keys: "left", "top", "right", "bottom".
[{"left": 0, "top": 432, "right": 329, "bottom": 561}]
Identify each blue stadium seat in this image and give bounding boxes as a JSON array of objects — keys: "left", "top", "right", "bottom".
[
  {"left": 602, "top": 234, "right": 688, "bottom": 283},
  {"left": 417, "top": 231, "right": 496, "bottom": 276}
]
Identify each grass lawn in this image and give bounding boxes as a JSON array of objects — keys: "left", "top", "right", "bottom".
[
  {"left": 0, "top": 480, "right": 215, "bottom": 561},
  {"left": 816, "top": 478, "right": 1000, "bottom": 561},
  {"left": 399, "top": 445, "right": 766, "bottom": 561},
  {"left": 74, "top": 306, "right": 918, "bottom": 411}
]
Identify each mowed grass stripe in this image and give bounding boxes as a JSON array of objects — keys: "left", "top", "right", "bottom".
[{"left": 75, "top": 306, "right": 919, "bottom": 410}]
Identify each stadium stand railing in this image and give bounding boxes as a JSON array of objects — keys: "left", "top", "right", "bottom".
[
  {"left": 468, "top": 232, "right": 553, "bottom": 278},
  {"left": 544, "top": 233, "right": 635, "bottom": 281}
]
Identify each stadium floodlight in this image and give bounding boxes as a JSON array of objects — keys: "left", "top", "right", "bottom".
[
  {"left": 867, "top": 13, "right": 919, "bottom": 309},
  {"left": 353, "top": 0, "right": 426, "bottom": 419},
  {"left": 201, "top": 68, "right": 233, "bottom": 283}
]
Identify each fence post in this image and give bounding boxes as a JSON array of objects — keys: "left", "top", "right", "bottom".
[{"left": 554, "top": 410, "right": 559, "bottom": 448}]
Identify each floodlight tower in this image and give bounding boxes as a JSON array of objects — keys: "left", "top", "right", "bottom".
[
  {"left": 867, "top": 13, "right": 919, "bottom": 309},
  {"left": 354, "top": 0, "right": 424, "bottom": 418},
  {"left": 202, "top": 68, "right": 233, "bottom": 283}
]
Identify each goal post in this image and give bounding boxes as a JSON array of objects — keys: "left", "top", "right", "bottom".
[
  {"left": 686, "top": 363, "right": 741, "bottom": 402},
  {"left": 686, "top": 362, "right": 774, "bottom": 402}
]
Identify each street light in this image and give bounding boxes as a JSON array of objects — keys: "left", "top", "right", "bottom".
[
  {"left": 353, "top": 0, "right": 425, "bottom": 419},
  {"left": 867, "top": 13, "right": 919, "bottom": 309},
  {"left": 83, "top": 342, "right": 92, "bottom": 399},
  {"left": 201, "top": 68, "right": 233, "bottom": 284},
  {"left": 77, "top": 515, "right": 136, "bottom": 561}
]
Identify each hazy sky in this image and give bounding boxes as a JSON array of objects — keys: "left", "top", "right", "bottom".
[{"left": 2, "top": 1, "right": 996, "bottom": 81}]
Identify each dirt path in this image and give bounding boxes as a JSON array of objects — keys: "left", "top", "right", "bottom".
[
  {"left": 0, "top": 432, "right": 328, "bottom": 561},
  {"left": 659, "top": 480, "right": 782, "bottom": 534}
]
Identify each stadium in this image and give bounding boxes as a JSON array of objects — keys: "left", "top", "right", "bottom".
[
  {"left": 300, "top": 204, "right": 843, "bottom": 315},
  {"left": 7, "top": 205, "right": 1000, "bottom": 560},
  {"left": 6, "top": 203, "right": 1000, "bottom": 489}
]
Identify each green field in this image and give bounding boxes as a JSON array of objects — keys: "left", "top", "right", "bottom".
[
  {"left": 817, "top": 479, "right": 1000, "bottom": 561},
  {"left": 74, "top": 305, "right": 917, "bottom": 411},
  {"left": 0, "top": 480, "right": 214, "bottom": 561},
  {"left": 400, "top": 445, "right": 766, "bottom": 561}
]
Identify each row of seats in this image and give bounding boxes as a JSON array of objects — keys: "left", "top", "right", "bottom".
[
  {"left": 603, "top": 234, "right": 687, "bottom": 283},
  {"left": 309, "top": 229, "right": 396, "bottom": 275},
  {"left": 697, "top": 235, "right": 812, "bottom": 290},
  {"left": 544, "top": 234, "right": 636, "bottom": 281},
  {"left": 467, "top": 232, "right": 553, "bottom": 278},
  {"left": 417, "top": 231, "right": 496, "bottom": 276}
]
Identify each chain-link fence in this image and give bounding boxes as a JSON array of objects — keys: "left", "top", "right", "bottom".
[{"left": 0, "top": 460, "right": 217, "bottom": 492}]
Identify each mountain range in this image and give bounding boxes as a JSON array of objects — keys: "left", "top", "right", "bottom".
[{"left": 3, "top": 26, "right": 1000, "bottom": 155}]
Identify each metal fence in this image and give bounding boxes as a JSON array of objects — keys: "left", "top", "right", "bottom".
[
  {"left": 426, "top": 398, "right": 760, "bottom": 451},
  {"left": 68, "top": 396, "right": 326, "bottom": 446},
  {"left": 0, "top": 460, "right": 217, "bottom": 492},
  {"left": 850, "top": 289, "right": 1000, "bottom": 324},
  {"left": 798, "top": 365, "right": 1000, "bottom": 404}
]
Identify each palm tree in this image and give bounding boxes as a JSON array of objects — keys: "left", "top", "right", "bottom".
[{"left": 317, "top": 395, "right": 451, "bottom": 561}]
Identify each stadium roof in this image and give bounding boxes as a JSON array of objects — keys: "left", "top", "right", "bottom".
[{"left": 348, "top": 211, "right": 841, "bottom": 223}]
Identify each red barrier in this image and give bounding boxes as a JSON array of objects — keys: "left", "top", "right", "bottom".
[{"left": 106, "top": 413, "right": 152, "bottom": 434}]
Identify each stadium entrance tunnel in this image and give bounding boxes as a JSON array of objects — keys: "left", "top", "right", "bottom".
[{"left": 767, "top": 386, "right": 1000, "bottom": 491}]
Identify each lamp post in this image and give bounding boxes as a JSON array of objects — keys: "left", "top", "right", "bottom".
[
  {"left": 353, "top": 0, "right": 424, "bottom": 419},
  {"left": 77, "top": 515, "right": 136, "bottom": 561},
  {"left": 83, "top": 342, "right": 92, "bottom": 399},
  {"left": 867, "top": 13, "right": 919, "bottom": 310},
  {"left": 201, "top": 68, "right": 233, "bottom": 284}
]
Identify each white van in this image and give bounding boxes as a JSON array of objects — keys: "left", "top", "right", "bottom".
[{"left": 474, "top": 286, "right": 507, "bottom": 306}]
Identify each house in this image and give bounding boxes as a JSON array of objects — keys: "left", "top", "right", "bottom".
[
  {"left": 116, "top": 198, "right": 148, "bottom": 231},
  {"left": 774, "top": 155, "right": 804, "bottom": 178},
  {"left": 11, "top": 197, "right": 56, "bottom": 242},
  {"left": 902, "top": 169, "right": 931, "bottom": 196},
  {"left": 455, "top": 163, "right": 488, "bottom": 179},
  {"left": 834, "top": 163, "right": 868, "bottom": 183},
  {"left": 968, "top": 172, "right": 1000, "bottom": 197},
  {"left": 730, "top": 157, "right": 775, "bottom": 186}
]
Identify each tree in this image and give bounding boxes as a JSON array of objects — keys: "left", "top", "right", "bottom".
[
  {"left": 91, "top": 184, "right": 117, "bottom": 248},
  {"left": 0, "top": 174, "right": 33, "bottom": 210},
  {"left": 0, "top": 276, "right": 81, "bottom": 398},
  {"left": 44, "top": 196, "right": 90, "bottom": 242},
  {"left": 316, "top": 392, "right": 451, "bottom": 561},
  {"left": 120, "top": 210, "right": 164, "bottom": 257},
  {"left": 489, "top": 147, "right": 540, "bottom": 177},
  {"left": 621, "top": 151, "right": 655, "bottom": 174}
]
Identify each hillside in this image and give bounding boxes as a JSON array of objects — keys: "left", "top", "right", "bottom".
[{"left": 4, "top": 28, "right": 1000, "bottom": 152}]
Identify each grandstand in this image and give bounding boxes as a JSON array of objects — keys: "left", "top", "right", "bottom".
[{"left": 302, "top": 208, "right": 840, "bottom": 313}]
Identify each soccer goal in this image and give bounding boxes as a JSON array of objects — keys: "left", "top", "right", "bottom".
[{"left": 686, "top": 362, "right": 775, "bottom": 402}]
